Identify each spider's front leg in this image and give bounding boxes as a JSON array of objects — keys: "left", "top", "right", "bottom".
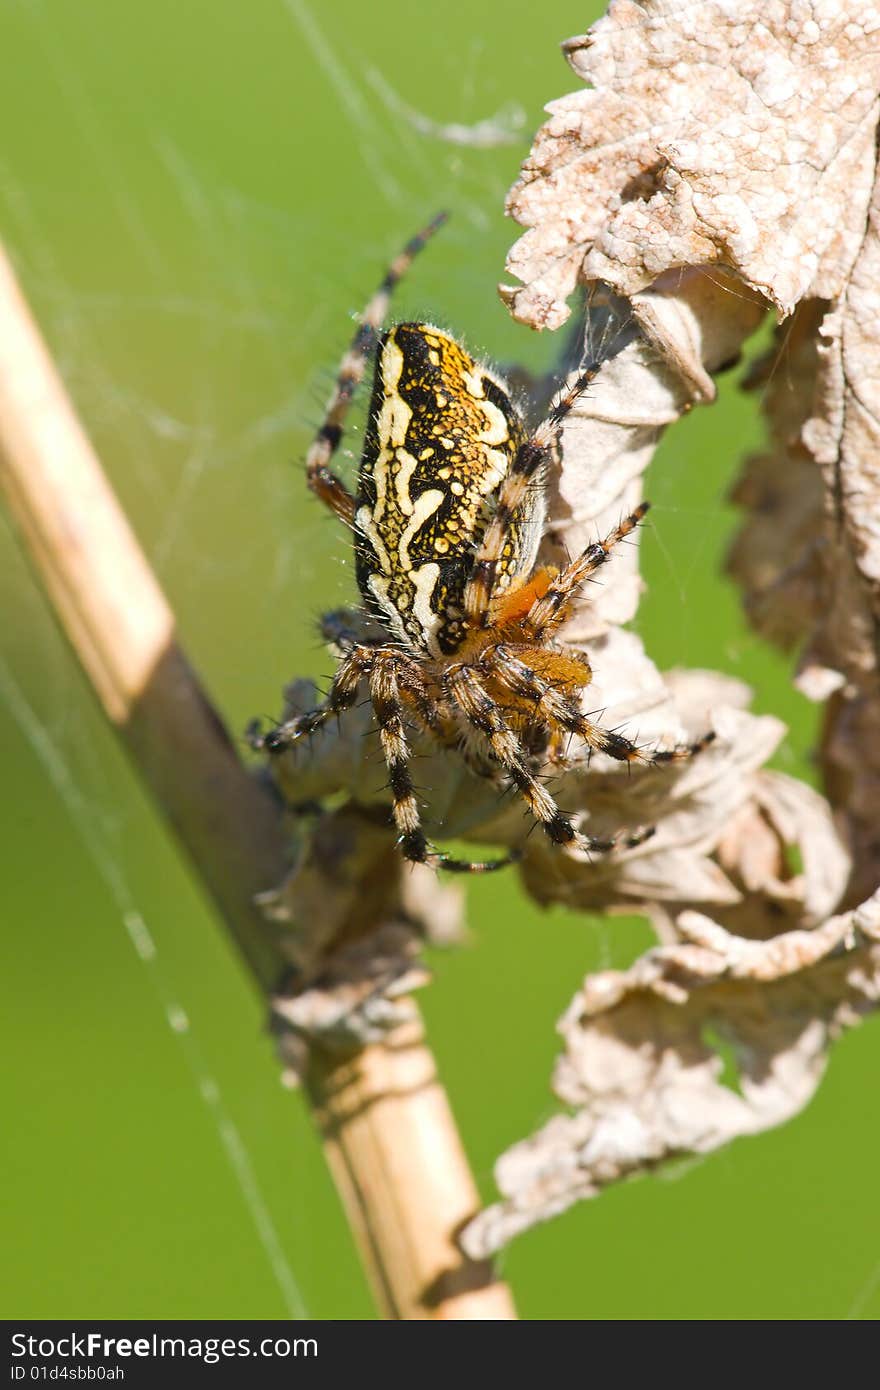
[
  {"left": 368, "top": 654, "right": 513, "bottom": 875},
  {"left": 247, "top": 640, "right": 434, "bottom": 753},
  {"left": 250, "top": 643, "right": 512, "bottom": 874},
  {"left": 446, "top": 664, "right": 651, "bottom": 857},
  {"left": 523, "top": 503, "right": 651, "bottom": 641},
  {"left": 247, "top": 644, "right": 375, "bottom": 753},
  {"left": 483, "top": 642, "right": 715, "bottom": 769}
]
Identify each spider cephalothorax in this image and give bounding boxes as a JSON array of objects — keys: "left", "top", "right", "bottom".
[{"left": 250, "top": 215, "right": 712, "bottom": 871}]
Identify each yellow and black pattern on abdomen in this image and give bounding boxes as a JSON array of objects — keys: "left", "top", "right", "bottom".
[{"left": 354, "top": 323, "right": 528, "bottom": 655}]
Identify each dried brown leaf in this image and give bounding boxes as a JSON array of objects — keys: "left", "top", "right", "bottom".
[
  {"left": 462, "top": 891, "right": 880, "bottom": 1258},
  {"left": 454, "top": 0, "right": 880, "bottom": 1253},
  {"left": 502, "top": 0, "right": 880, "bottom": 903},
  {"left": 504, "top": 1, "right": 880, "bottom": 329},
  {"left": 261, "top": 805, "right": 465, "bottom": 1073}
]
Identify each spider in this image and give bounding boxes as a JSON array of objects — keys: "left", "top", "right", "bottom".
[{"left": 249, "top": 212, "right": 713, "bottom": 872}]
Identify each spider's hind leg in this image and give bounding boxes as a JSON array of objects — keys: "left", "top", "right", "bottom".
[{"left": 306, "top": 212, "right": 448, "bottom": 527}]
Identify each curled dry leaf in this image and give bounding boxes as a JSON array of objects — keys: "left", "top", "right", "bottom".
[
  {"left": 503, "top": 0, "right": 880, "bottom": 330},
  {"left": 272, "top": 920, "right": 431, "bottom": 1083},
  {"left": 453, "top": 0, "right": 880, "bottom": 1251},
  {"left": 461, "top": 891, "right": 880, "bottom": 1259},
  {"left": 726, "top": 302, "right": 827, "bottom": 654},
  {"left": 503, "top": 0, "right": 880, "bottom": 898}
]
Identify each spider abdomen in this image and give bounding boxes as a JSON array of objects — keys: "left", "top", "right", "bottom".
[{"left": 354, "top": 323, "right": 543, "bottom": 656}]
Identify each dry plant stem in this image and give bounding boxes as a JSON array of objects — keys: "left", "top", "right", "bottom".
[
  {"left": 0, "top": 242, "right": 515, "bottom": 1321},
  {"left": 307, "top": 1019, "right": 514, "bottom": 1319},
  {"left": 0, "top": 246, "right": 286, "bottom": 993}
]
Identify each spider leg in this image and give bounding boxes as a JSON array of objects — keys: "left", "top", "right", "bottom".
[
  {"left": 369, "top": 655, "right": 512, "bottom": 874},
  {"left": 483, "top": 643, "right": 716, "bottom": 766},
  {"left": 306, "top": 211, "right": 448, "bottom": 527},
  {"left": 247, "top": 645, "right": 376, "bottom": 752},
  {"left": 477, "top": 643, "right": 589, "bottom": 727},
  {"left": 446, "top": 664, "right": 650, "bottom": 856},
  {"left": 523, "top": 503, "right": 650, "bottom": 641},
  {"left": 463, "top": 360, "right": 603, "bottom": 626}
]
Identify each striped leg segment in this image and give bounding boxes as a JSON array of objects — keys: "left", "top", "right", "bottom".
[
  {"left": 315, "top": 614, "right": 452, "bottom": 740},
  {"left": 478, "top": 644, "right": 591, "bottom": 728},
  {"left": 369, "top": 657, "right": 512, "bottom": 874},
  {"left": 524, "top": 503, "right": 650, "bottom": 641},
  {"left": 306, "top": 211, "right": 449, "bottom": 527},
  {"left": 248, "top": 641, "right": 449, "bottom": 755},
  {"left": 483, "top": 643, "right": 716, "bottom": 767},
  {"left": 250, "top": 637, "right": 511, "bottom": 872},
  {"left": 462, "top": 361, "right": 603, "bottom": 626},
  {"left": 247, "top": 646, "right": 374, "bottom": 753},
  {"left": 446, "top": 664, "right": 648, "bottom": 856}
]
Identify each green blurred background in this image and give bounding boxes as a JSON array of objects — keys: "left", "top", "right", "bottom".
[{"left": 1, "top": 0, "right": 877, "bottom": 1321}]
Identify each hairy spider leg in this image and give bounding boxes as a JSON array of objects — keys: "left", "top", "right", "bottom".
[
  {"left": 370, "top": 660, "right": 513, "bottom": 874},
  {"left": 523, "top": 503, "right": 650, "bottom": 641},
  {"left": 462, "top": 360, "right": 603, "bottom": 626},
  {"left": 251, "top": 642, "right": 437, "bottom": 751},
  {"left": 445, "top": 664, "right": 651, "bottom": 855},
  {"left": 251, "top": 646, "right": 370, "bottom": 752},
  {"left": 482, "top": 643, "right": 715, "bottom": 766},
  {"left": 250, "top": 642, "right": 509, "bottom": 871},
  {"left": 315, "top": 608, "right": 456, "bottom": 745},
  {"left": 306, "top": 212, "right": 448, "bottom": 527}
]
